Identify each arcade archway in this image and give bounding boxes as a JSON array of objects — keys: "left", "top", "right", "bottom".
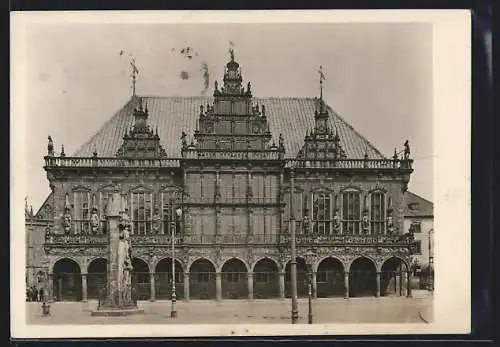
[
  {"left": 87, "top": 258, "right": 107, "bottom": 299},
  {"left": 380, "top": 257, "right": 408, "bottom": 297},
  {"left": 285, "top": 257, "right": 308, "bottom": 298},
  {"left": 221, "top": 258, "right": 248, "bottom": 299},
  {"left": 349, "top": 257, "right": 377, "bottom": 297},
  {"left": 316, "top": 257, "right": 344, "bottom": 298},
  {"left": 253, "top": 258, "right": 279, "bottom": 299},
  {"left": 53, "top": 258, "right": 82, "bottom": 301},
  {"left": 132, "top": 258, "right": 150, "bottom": 301},
  {"left": 154, "top": 258, "right": 184, "bottom": 300},
  {"left": 189, "top": 259, "right": 216, "bottom": 299}
]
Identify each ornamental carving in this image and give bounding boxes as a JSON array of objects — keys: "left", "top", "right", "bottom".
[{"left": 61, "top": 207, "right": 72, "bottom": 234}]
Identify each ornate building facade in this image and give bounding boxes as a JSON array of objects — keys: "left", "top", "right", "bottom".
[{"left": 26, "top": 51, "right": 419, "bottom": 302}]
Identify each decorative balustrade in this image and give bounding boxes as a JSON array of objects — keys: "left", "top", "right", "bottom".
[
  {"left": 286, "top": 158, "right": 413, "bottom": 170},
  {"left": 44, "top": 155, "right": 411, "bottom": 171},
  {"left": 44, "top": 156, "right": 180, "bottom": 168},
  {"left": 279, "top": 233, "right": 414, "bottom": 246},
  {"left": 182, "top": 150, "right": 281, "bottom": 161},
  {"left": 44, "top": 232, "right": 279, "bottom": 246},
  {"left": 186, "top": 196, "right": 278, "bottom": 204},
  {"left": 45, "top": 233, "right": 107, "bottom": 245}
]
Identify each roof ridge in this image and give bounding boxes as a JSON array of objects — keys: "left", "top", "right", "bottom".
[
  {"left": 407, "top": 191, "right": 434, "bottom": 205},
  {"left": 325, "top": 104, "right": 387, "bottom": 159}
]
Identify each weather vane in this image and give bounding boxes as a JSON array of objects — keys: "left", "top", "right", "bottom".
[
  {"left": 130, "top": 57, "right": 139, "bottom": 96},
  {"left": 318, "top": 65, "right": 326, "bottom": 100}
]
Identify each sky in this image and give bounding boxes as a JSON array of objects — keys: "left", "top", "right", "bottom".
[{"left": 22, "top": 21, "right": 433, "bottom": 212}]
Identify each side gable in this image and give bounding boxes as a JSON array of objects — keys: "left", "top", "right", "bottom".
[
  {"left": 33, "top": 193, "right": 54, "bottom": 221},
  {"left": 404, "top": 191, "right": 433, "bottom": 218}
]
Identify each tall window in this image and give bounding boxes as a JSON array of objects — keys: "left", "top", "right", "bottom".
[
  {"left": 370, "top": 191, "right": 386, "bottom": 234},
  {"left": 74, "top": 190, "right": 90, "bottom": 234},
  {"left": 132, "top": 192, "right": 152, "bottom": 234},
  {"left": 312, "top": 193, "right": 331, "bottom": 235},
  {"left": 342, "top": 190, "right": 361, "bottom": 234}
]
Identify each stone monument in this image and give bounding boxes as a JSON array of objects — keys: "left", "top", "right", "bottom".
[{"left": 91, "top": 192, "right": 144, "bottom": 316}]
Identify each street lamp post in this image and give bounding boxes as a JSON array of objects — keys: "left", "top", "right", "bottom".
[
  {"left": 306, "top": 264, "right": 313, "bottom": 324},
  {"left": 289, "top": 170, "right": 299, "bottom": 324},
  {"left": 428, "top": 228, "right": 434, "bottom": 292},
  {"left": 170, "top": 204, "right": 183, "bottom": 318}
]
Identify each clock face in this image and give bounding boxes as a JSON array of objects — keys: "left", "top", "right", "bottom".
[{"left": 317, "top": 121, "right": 326, "bottom": 132}]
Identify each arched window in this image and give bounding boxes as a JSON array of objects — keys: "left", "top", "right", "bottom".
[
  {"left": 131, "top": 190, "right": 153, "bottom": 235},
  {"left": 312, "top": 192, "right": 331, "bottom": 235},
  {"left": 342, "top": 190, "right": 361, "bottom": 234},
  {"left": 370, "top": 191, "right": 386, "bottom": 234}
]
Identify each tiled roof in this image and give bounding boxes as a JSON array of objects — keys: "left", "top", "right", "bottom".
[
  {"left": 73, "top": 95, "right": 386, "bottom": 159},
  {"left": 404, "top": 191, "right": 434, "bottom": 218}
]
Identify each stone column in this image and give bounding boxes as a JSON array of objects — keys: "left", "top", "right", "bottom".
[
  {"left": 149, "top": 272, "right": 156, "bottom": 302},
  {"left": 215, "top": 272, "right": 222, "bottom": 301},
  {"left": 247, "top": 273, "right": 254, "bottom": 300},
  {"left": 184, "top": 273, "right": 190, "bottom": 301},
  {"left": 279, "top": 272, "right": 285, "bottom": 299},
  {"left": 344, "top": 272, "right": 349, "bottom": 299},
  {"left": 312, "top": 272, "right": 317, "bottom": 299},
  {"left": 406, "top": 271, "right": 412, "bottom": 298},
  {"left": 82, "top": 273, "right": 88, "bottom": 302},
  {"left": 376, "top": 272, "right": 381, "bottom": 298}
]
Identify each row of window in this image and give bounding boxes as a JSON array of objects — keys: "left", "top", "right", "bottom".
[
  {"left": 288, "top": 191, "right": 392, "bottom": 235},
  {"left": 72, "top": 191, "right": 181, "bottom": 235}
]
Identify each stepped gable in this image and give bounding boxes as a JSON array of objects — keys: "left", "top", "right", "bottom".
[{"left": 73, "top": 96, "right": 385, "bottom": 160}]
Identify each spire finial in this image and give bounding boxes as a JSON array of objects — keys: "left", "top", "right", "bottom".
[
  {"left": 130, "top": 56, "right": 139, "bottom": 96},
  {"left": 229, "top": 41, "right": 235, "bottom": 61},
  {"left": 318, "top": 65, "right": 326, "bottom": 112}
]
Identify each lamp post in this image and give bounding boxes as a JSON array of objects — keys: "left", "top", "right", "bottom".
[
  {"left": 428, "top": 228, "right": 434, "bottom": 292},
  {"left": 41, "top": 270, "right": 51, "bottom": 316},
  {"left": 289, "top": 169, "right": 299, "bottom": 324},
  {"left": 170, "top": 204, "right": 183, "bottom": 318},
  {"left": 306, "top": 264, "right": 313, "bottom": 324}
]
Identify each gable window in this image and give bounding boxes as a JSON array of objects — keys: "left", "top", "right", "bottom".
[
  {"left": 131, "top": 191, "right": 153, "bottom": 235},
  {"left": 370, "top": 191, "right": 386, "bottom": 234},
  {"left": 312, "top": 192, "right": 331, "bottom": 235},
  {"left": 342, "top": 190, "right": 361, "bottom": 234},
  {"left": 74, "top": 190, "right": 90, "bottom": 234},
  {"left": 409, "top": 221, "right": 422, "bottom": 233}
]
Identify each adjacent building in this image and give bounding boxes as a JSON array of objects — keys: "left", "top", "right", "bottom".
[{"left": 25, "top": 51, "right": 421, "bottom": 302}]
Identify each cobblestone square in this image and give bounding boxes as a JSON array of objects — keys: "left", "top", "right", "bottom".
[{"left": 27, "top": 293, "right": 433, "bottom": 325}]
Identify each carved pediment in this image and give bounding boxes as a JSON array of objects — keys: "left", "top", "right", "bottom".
[
  {"left": 72, "top": 184, "right": 91, "bottom": 192},
  {"left": 128, "top": 184, "right": 153, "bottom": 193}
]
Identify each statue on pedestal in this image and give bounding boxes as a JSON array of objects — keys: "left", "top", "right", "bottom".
[
  {"left": 62, "top": 207, "right": 72, "bottom": 235},
  {"left": 119, "top": 208, "right": 134, "bottom": 306},
  {"left": 362, "top": 209, "right": 370, "bottom": 234},
  {"left": 333, "top": 209, "right": 340, "bottom": 234},
  {"left": 386, "top": 210, "right": 395, "bottom": 234},
  {"left": 90, "top": 207, "right": 100, "bottom": 234},
  {"left": 152, "top": 208, "right": 161, "bottom": 234}
]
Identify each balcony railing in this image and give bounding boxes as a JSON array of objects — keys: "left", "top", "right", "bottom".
[
  {"left": 186, "top": 196, "right": 278, "bottom": 204},
  {"left": 44, "top": 156, "right": 180, "bottom": 168}
]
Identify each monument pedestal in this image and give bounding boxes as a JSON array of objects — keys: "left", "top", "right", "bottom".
[{"left": 91, "top": 192, "right": 144, "bottom": 317}]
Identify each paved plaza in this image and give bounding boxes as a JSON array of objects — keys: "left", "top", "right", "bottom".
[{"left": 27, "top": 291, "right": 433, "bottom": 325}]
